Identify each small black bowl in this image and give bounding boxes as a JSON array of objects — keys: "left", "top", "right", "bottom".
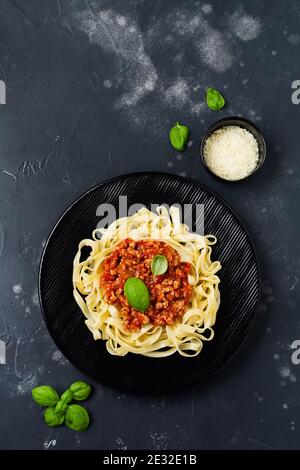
[{"left": 200, "top": 116, "right": 266, "bottom": 182}]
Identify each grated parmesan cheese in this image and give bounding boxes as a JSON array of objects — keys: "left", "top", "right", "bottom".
[{"left": 203, "top": 125, "right": 259, "bottom": 181}]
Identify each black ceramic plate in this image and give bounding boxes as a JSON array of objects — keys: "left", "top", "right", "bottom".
[{"left": 39, "top": 172, "right": 261, "bottom": 393}]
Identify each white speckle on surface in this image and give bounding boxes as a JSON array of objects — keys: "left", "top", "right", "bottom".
[
  {"left": 179, "top": 171, "right": 187, "bottom": 177},
  {"left": 116, "top": 15, "right": 126, "bottom": 26},
  {"left": 279, "top": 366, "right": 291, "bottom": 378},
  {"left": 201, "top": 4, "right": 212, "bottom": 14},
  {"left": 272, "top": 50, "right": 277, "bottom": 56},
  {"left": 13, "top": 284, "right": 22, "bottom": 295},
  {"left": 116, "top": 437, "right": 127, "bottom": 450},
  {"left": 187, "top": 140, "right": 193, "bottom": 148},
  {"left": 51, "top": 350, "right": 68, "bottom": 366},
  {"left": 167, "top": 161, "right": 174, "bottom": 168},
  {"left": 25, "top": 306, "right": 31, "bottom": 315},
  {"left": 2, "top": 169, "right": 17, "bottom": 180},
  {"left": 164, "top": 78, "right": 190, "bottom": 107},
  {"left": 103, "top": 79, "right": 112, "bottom": 88},
  {"left": 150, "top": 432, "right": 169, "bottom": 450},
  {"left": 282, "top": 403, "right": 288, "bottom": 410},
  {"left": 62, "top": 174, "right": 71, "bottom": 185},
  {"left": 176, "top": 154, "right": 183, "bottom": 161},
  {"left": 290, "top": 374, "right": 296, "bottom": 383},
  {"left": 286, "top": 168, "right": 294, "bottom": 175},
  {"left": 289, "top": 276, "right": 299, "bottom": 291},
  {"left": 240, "top": 62, "right": 244, "bottom": 67},
  {"left": 229, "top": 9, "right": 262, "bottom": 41},
  {"left": 197, "top": 27, "right": 233, "bottom": 72},
  {"left": 273, "top": 353, "right": 280, "bottom": 360},
  {"left": 291, "top": 421, "right": 295, "bottom": 431},
  {"left": 32, "top": 288, "right": 39, "bottom": 306},
  {"left": 117, "top": 394, "right": 127, "bottom": 400},
  {"left": 288, "top": 33, "right": 300, "bottom": 45},
  {"left": 280, "top": 380, "right": 286, "bottom": 387},
  {"left": 254, "top": 392, "right": 264, "bottom": 402},
  {"left": 163, "top": 11, "right": 232, "bottom": 73},
  {"left": 190, "top": 101, "right": 206, "bottom": 116},
  {"left": 76, "top": 9, "right": 158, "bottom": 108},
  {"left": 17, "top": 371, "right": 38, "bottom": 395},
  {"left": 13, "top": 336, "right": 45, "bottom": 395},
  {"left": 43, "top": 433, "right": 57, "bottom": 450},
  {"left": 242, "top": 78, "right": 249, "bottom": 85}
]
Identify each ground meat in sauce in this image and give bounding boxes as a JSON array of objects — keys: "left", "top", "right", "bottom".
[{"left": 100, "top": 238, "right": 192, "bottom": 331}]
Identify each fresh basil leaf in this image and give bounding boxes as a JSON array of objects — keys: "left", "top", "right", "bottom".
[
  {"left": 124, "top": 277, "right": 150, "bottom": 312},
  {"left": 69, "top": 381, "right": 92, "bottom": 401},
  {"left": 169, "top": 122, "right": 190, "bottom": 151},
  {"left": 54, "top": 400, "right": 68, "bottom": 417},
  {"left": 61, "top": 389, "right": 74, "bottom": 404},
  {"left": 32, "top": 386, "right": 60, "bottom": 407},
  {"left": 206, "top": 87, "right": 225, "bottom": 111},
  {"left": 65, "top": 404, "right": 90, "bottom": 432},
  {"left": 44, "top": 407, "right": 65, "bottom": 427},
  {"left": 151, "top": 255, "right": 168, "bottom": 276}
]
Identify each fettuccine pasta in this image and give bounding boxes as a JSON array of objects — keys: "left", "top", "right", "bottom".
[{"left": 73, "top": 206, "right": 221, "bottom": 357}]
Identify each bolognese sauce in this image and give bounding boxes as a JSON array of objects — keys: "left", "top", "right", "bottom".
[{"left": 100, "top": 238, "right": 192, "bottom": 331}]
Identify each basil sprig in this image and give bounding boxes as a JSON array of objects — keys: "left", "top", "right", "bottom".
[
  {"left": 54, "top": 400, "right": 68, "bottom": 417},
  {"left": 206, "top": 87, "right": 225, "bottom": 111},
  {"left": 65, "top": 404, "right": 90, "bottom": 432},
  {"left": 60, "top": 389, "right": 73, "bottom": 404},
  {"left": 32, "top": 386, "right": 59, "bottom": 407},
  {"left": 32, "top": 380, "right": 92, "bottom": 431},
  {"left": 151, "top": 255, "right": 168, "bottom": 275},
  {"left": 69, "top": 381, "right": 92, "bottom": 401},
  {"left": 124, "top": 277, "right": 150, "bottom": 312},
  {"left": 169, "top": 121, "right": 190, "bottom": 151},
  {"left": 44, "top": 407, "right": 65, "bottom": 427}
]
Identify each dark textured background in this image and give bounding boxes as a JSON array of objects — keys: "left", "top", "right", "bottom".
[{"left": 0, "top": 0, "right": 299, "bottom": 450}]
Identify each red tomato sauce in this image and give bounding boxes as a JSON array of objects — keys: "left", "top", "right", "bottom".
[{"left": 100, "top": 238, "right": 192, "bottom": 331}]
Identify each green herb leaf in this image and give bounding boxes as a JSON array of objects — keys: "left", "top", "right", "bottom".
[
  {"left": 151, "top": 255, "right": 168, "bottom": 276},
  {"left": 124, "top": 277, "right": 150, "bottom": 312},
  {"left": 32, "top": 386, "right": 60, "bottom": 407},
  {"left": 54, "top": 400, "right": 68, "bottom": 417},
  {"left": 206, "top": 87, "right": 225, "bottom": 111},
  {"left": 69, "top": 381, "right": 92, "bottom": 401},
  {"left": 65, "top": 404, "right": 90, "bottom": 432},
  {"left": 169, "top": 122, "right": 190, "bottom": 151},
  {"left": 44, "top": 407, "right": 65, "bottom": 427},
  {"left": 61, "top": 389, "right": 74, "bottom": 404}
]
